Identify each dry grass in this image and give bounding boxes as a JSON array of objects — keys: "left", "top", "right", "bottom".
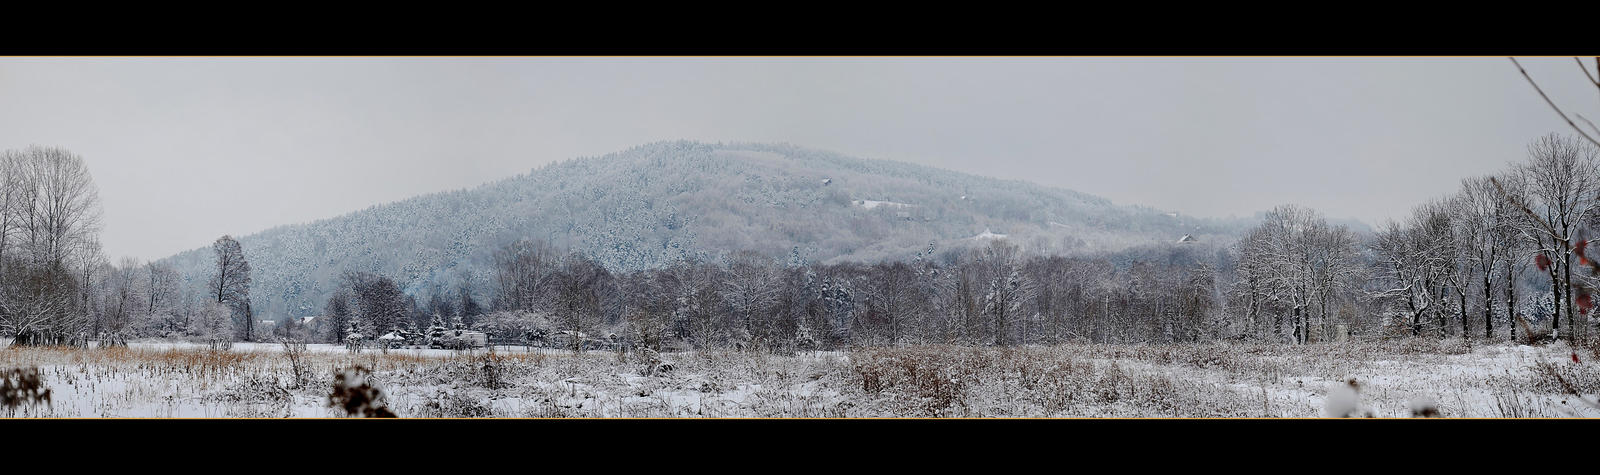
[{"left": 2, "top": 339, "right": 1595, "bottom": 418}]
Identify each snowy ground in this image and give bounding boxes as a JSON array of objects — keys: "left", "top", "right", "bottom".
[{"left": 1, "top": 338, "right": 1596, "bottom": 418}]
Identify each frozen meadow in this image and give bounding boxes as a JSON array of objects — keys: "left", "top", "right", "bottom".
[{"left": 2, "top": 338, "right": 1597, "bottom": 418}]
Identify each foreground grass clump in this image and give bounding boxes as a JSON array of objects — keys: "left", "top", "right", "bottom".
[{"left": 846, "top": 345, "right": 1260, "bottom": 417}]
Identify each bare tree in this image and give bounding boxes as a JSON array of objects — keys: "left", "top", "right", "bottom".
[
  {"left": 324, "top": 289, "right": 353, "bottom": 343},
  {"left": 340, "top": 271, "right": 409, "bottom": 338},
  {"left": 99, "top": 257, "right": 143, "bottom": 346},
  {"left": 1497, "top": 134, "right": 1600, "bottom": 340},
  {"left": 555, "top": 253, "right": 608, "bottom": 354},
  {"left": 1237, "top": 205, "right": 1362, "bottom": 343},
  {"left": 1232, "top": 226, "right": 1276, "bottom": 340},
  {"left": 0, "top": 152, "right": 26, "bottom": 278},
  {"left": 978, "top": 240, "right": 1033, "bottom": 346},
  {"left": 196, "top": 300, "right": 234, "bottom": 350},
  {"left": 1307, "top": 220, "right": 1364, "bottom": 341},
  {"left": 865, "top": 260, "right": 922, "bottom": 346},
  {"left": 492, "top": 239, "right": 558, "bottom": 313},
  {"left": 209, "top": 235, "right": 253, "bottom": 341},
  {"left": 144, "top": 261, "right": 181, "bottom": 335},
  {"left": 0, "top": 147, "right": 102, "bottom": 346},
  {"left": 721, "top": 250, "right": 779, "bottom": 349},
  {"left": 1458, "top": 176, "right": 1523, "bottom": 339},
  {"left": 16, "top": 147, "right": 103, "bottom": 270}
]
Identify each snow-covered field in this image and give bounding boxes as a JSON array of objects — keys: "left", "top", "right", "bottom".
[{"left": 1, "top": 338, "right": 1595, "bottom": 418}]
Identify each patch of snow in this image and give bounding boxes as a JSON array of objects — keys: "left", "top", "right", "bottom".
[
  {"left": 1324, "top": 382, "right": 1365, "bottom": 418},
  {"left": 855, "top": 199, "right": 912, "bottom": 210},
  {"left": 971, "top": 228, "right": 1008, "bottom": 240}
]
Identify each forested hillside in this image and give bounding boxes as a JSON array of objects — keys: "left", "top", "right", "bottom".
[{"left": 159, "top": 141, "right": 1254, "bottom": 320}]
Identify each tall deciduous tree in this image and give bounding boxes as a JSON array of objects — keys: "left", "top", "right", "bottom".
[
  {"left": 555, "top": 253, "right": 608, "bottom": 353},
  {"left": 209, "top": 235, "right": 252, "bottom": 341},
  {"left": 144, "top": 261, "right": 181, "bottom": 332},
  {"left": 0, "top": 147, "right": 103, "bottom": 346},
  {"left": 721, "top": 250, "right": 778, "bottom": 349},
  {"left": 866, "top": 260, "right": 922, "bottom": 346},
  {"left": 1238, "top": 205, "right": 1360, "bottom": 343},
  {"left": 341, "top": 271, "right": 408, "bottom": 337},
  {"left": 324, "top": 289, "right": 353, "bottom": 343},
  {"left": 1458, "top": 176, "right": 1520, "bottom": 339},
  {"left": 493, "top": 239, "right": 558, "bottom": 313},
  {"left": 1500, "top": 133, "right": 1600, "bottom": 340},
  {"left": 979, "top": 240, "right": 1033, "bottom": 346}
]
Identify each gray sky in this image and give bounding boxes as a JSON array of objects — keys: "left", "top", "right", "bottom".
[{"left": 0, "top": 57, "right": 1593, "bottom": 262}]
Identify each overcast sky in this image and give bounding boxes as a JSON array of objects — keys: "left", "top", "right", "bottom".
[{"left": 0, "top": 57, "right": 1594, "bottom": 262}]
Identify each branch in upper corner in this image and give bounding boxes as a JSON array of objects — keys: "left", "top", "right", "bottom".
[
  {"left": 1575, "top": 57, "right": 1600, "bottom": 88},
  {"left": 1510, "top": 57, "right": 1600, "bottom": 148}
]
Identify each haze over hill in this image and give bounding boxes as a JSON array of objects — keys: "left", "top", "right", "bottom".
[{"left": 160, "top": 141, "right": 1279, "bottom": 319}]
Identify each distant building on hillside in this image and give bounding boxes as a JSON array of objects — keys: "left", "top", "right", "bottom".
[{"left": 1177, "top": 234, "right": 1198, "bottom": 243}]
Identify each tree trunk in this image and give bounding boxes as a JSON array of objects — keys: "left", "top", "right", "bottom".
[
  {"left": 1437, "top": 285, "right": 1448, "bottom": 339},
  {"left": 1563, "top": 248, "right": 1575, "bottom": 340},
  {"left": 1507, "top": 264, "right": 1517, "bottom": 341},
  {"left": 1292, "top": 306, "right": 1302, "bottom": 344},
  {"left": 1550, "top": 262, "right": 1562, "bottom": 337},
  {"left": 1484, "top": 274, "right": 1494, "bottom": 339},
  {"left": 1409, "top": 294, "right": 1422, "bottom": 337}
]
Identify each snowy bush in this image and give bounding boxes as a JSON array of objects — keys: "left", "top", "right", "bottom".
[
  {"left": 1529, "top": 359, "right": 1600, "bottom": 396},
  {"left": 209, "top": 375, "right": 292, "bottom": 417},
  {"left": 414, "top": 388, "right": 495, "bottom": 418},
  {"left": 280, "top": 337, "right": 310, "bottom": 389}
]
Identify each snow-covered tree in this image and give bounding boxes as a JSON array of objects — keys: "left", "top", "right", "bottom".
[
  {"left": 1504, "top": 133, "right": 1600, "bottom": 340},
  {"left": 342, "top": 271, "right": 408, "bottom": 337},
  {"left": 0, "top": 146, "right": 103, "bottom": 347},
  {"left": 979, "top": 240, "right": 1033, "bottom": 346},
  {"left": 209, "top": 235, "right": 252, "bottom": 341},
  {"left": 196, "top": 301, "right": 234, "bottom": 350},
  {"left": 1236, "top": 205, "right": 1361, "bottom": 343},
  {"left": 720, "top": 250, "right": 778, "bottom": 349}
]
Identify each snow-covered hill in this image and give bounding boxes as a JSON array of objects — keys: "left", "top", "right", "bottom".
[{"left": 159, "top": 141, "right": 1254, "bottom": 319}]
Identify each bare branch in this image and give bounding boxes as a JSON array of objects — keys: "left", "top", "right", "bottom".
[
  {"left": 1490, "top": 176, "right": 1558, "bottom": 238},
  {"left": 1576, "top": 57, "right": 1600, "bottom": 88},
  {"left": 1510, "top": 57, "right": 1600, "bottom": 148},
  {"left": 1578, "top": 114, "right": 1600, "bottom": 139}
]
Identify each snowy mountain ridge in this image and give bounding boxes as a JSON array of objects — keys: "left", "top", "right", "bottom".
[{"left": 159, "top": 141, "right": 1257, "bottom": 319}]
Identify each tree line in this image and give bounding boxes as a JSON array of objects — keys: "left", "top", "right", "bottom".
[
  {"left": 8, "top": 133, "right": 1598, "bottom": 352},
  {"left": 436, "top": 133, "right": 1600, "bottom": 352}
]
